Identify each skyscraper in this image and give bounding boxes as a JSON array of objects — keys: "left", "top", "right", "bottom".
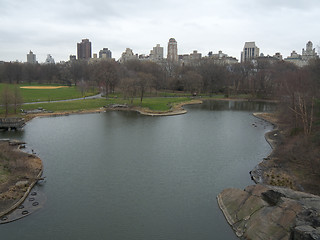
[
  {"left": 44, "top": 54, "right": 55, "bottom": 64},
  {"left": 27, "top": 50, "right": 37, "bottom": 64},
  {"left": 167, "top": 38, "right": 178, "bottom": 63},
  {"left": 99, "top": 48, "right": 112, "bottom": 59},
  {"left": 150, "top": 44, "right": 163, "bottom": 61},
  {"left": 77, "top": 39, "right": 92, "bottom": 59},
  {"left": 302, "top": 41, "right": 318, "bottom": 61},
  {"left": 241, "top": 42, "right": 259, "bottom": 62}
]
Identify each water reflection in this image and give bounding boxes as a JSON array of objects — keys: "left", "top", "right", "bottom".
[{"left": 201, "top": 100, "right": 277, "bottom": 112}]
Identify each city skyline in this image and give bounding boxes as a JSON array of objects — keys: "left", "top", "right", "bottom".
[{"left": 1, "top": 0, "right": 320, "bottom": 63}]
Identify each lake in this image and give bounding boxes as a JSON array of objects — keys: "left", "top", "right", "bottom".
[{"left": 0, "top": 100, "right": 275, "bottom": 240}]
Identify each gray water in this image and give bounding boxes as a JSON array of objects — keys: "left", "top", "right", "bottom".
[{"left": 0, "top": 100, "right": 275, "bottom": 240}]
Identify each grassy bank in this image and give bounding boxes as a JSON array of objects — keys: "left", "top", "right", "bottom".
[
  {"left": 0, "top": 83, "right": 98, "bottom": 103},
  {"left": 0, "top": 97, "right": 194, "bottom": 116}
]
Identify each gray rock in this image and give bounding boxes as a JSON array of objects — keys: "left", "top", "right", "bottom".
[
  {"left": 291, "top": 225, "right": 320, "bottom": 240},
  {"left": 217, "top": 184, "right": 320, "bottom": 240},
  {"left": 261, "top": 189, "right": 285, "bottom": 206}
]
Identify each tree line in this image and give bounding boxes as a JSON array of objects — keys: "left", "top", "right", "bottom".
[
  {"left": 1, "top": 58, "right": 319, "bottom": 128},
  {"left": 1, "top": 58, "right": 318, "bottom": 97}
]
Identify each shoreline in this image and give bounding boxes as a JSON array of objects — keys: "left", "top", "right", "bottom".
[
  {"left": 250, "top": 112, "right": 296, "bottom": 190},
  {"left": 217, "top": 112, "right": 320, "bottom": 239},
  {"left": 0, "top": 99, "right": 202, "bottom": 219},
  {"left": 0, "top": 98, "right": 273, "bottom": 224},
  {"left": 0, "top": 140, "right": 43, "bottom": 219},
  {"left": 21, "top": 97, "right": 277, "bottom": 122},
  {"left": 22, "top": 99, "right": 204, "bottom": 122}
]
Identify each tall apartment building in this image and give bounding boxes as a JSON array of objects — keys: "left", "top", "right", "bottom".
[
  {"left": 241, "top": 42, "right": 259, "bottom": 62},
  {"left": 150, "top": 44, "right": 164, "bottom": 61},
  {"left": 77, "top": 39, "right": 92, "bottom": 59},
  {"left": 206, "top": 50, "right": 238, "bottom": 65},
  {"left": 180, "top": 50, "right": 202, "bottom": 66},
  {"left": 284, "top": 41, "right": 319, "bottom": 67},
  {"left": 119, "top": 48, "right": 138, "bottom": 63},
  {"left": 302, "top": 41, "right": 318, "bottom": 61},
  {"left": 44, "top": 54, "right": 55, "bottom": 64},
  {"left": 99, "top": 48, "right": 112, "bottom": 59},
  {"left": 27, "top": 50, "right": 37, "bottom": 64},
  {"left": 167, "top": 38, "right": 178, "bottom": 63}
]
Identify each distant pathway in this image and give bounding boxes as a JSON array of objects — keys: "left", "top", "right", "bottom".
[{"left": 23, "top": 93, "right": 103, "bottom": 105}]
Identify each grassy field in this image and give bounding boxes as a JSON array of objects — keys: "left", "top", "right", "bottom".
[
  {"left": 0, "top": 83, "right": 250, "bottom": 117},
  {"left": 0, "top": 83, "right": 98, "bottom": 103},
  {"left": 21, "top": 98, "right": 107, "bottom": 113},
  {"left": 17, "top": 97, "right": 193, "bottom": 114},
  {"left": 106, "top": 97, "right": 192, "bottom": 111}
]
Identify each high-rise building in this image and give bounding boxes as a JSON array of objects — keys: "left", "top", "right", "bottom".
[
  {"left": 167, "top": 38, "right": 178, "bottom": 63},
  {"left": 302, "top": 41, "right": 318, "bottom": 61},
  {"left": 241, "top": 42, "right": 259, "bottom": 62},
  {"left": 99, "top": 48, "right": 112, "bottom": 59},
  {"left": 27, "top": 50, "right": 37, "bottom": 64},
  {"left": 44, "top": 54, "right": 55, "bottom": 64},
  {"left": 77, "top": 39, "right": 92, "bottom": 59},
  {"left": 180, "top": 50, "right": 202, "bottom": 66},
  {"left": 69, "top": 55, "right": 77, "bottom": 61},
  {"left": 284, "top": 41, "right": 319, "bottom": 67},
  {"left": 119, "top": 48, "right": 138, "bottom": 63},
  {"left": 150, "top": 44, "right": 163, "bottom": 61}
]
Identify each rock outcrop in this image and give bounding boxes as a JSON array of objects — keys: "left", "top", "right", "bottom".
[{"left": 217, "top": 184, "right": 320, "bottom": 240}]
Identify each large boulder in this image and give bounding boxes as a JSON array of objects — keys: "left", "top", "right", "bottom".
[{"left": 217, "top": 184, "right": 320, "bottom": 240}]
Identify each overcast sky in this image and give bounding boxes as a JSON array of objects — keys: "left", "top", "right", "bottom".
[{"left": 1, "top": 0, "right": 319, "bottom": 63}]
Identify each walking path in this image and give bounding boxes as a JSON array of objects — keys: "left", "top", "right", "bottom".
[{"left": 22, "top": 93, "right": 103, "bottom": 105}]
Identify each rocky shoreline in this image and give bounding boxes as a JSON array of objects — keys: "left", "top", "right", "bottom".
[
  {"left": 217, "top": 184, "right": 320, "bottom": 239},
  {"left": 217, "top": 112, "right": 320, "bottom": 240}
]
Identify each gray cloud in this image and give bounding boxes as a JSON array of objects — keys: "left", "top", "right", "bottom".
[{"left": 0, "top": 0, "right": 319, "bottom": 62}]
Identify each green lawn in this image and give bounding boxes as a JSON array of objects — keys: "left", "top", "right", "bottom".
[
  {"left": 21, "top": 98, "right": 107, "bottom": 113},
  {"left": 16, "top": 97, "right": 192, "bottom": 115},
  {"left": 106, "top": 97, "right": 191, "bottom": 111},
  {"left": 0, "top": 83, "right": 98, "bottom": 103}
]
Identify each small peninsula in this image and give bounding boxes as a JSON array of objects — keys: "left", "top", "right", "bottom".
[{"left": 0, "top": 140, "right": 43, "bottom": 218}]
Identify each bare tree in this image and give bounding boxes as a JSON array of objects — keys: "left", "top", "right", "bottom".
[
  {"left": 1, "top": 85, "right": 13, "bottom": 117},
  {"left": 120, "top": 77, "right": 136, "bottom": 104},
  {"left": 182, "top": 71, "right": 203, "bottom": 94},
  {"left": 136, "top": 72, "right": 153, "bottom": 103},
  {"left": 278, "top": 69, "right": 318, "bottom": 136},
  {"left": 92, "top": 61, "right": 119, "bottom": 96},
  {"left": 13, "top": 85, "right": 22, "bottom": 114},
  {"left": 77, "top": 79, "right": 88, "bottom": 98}
]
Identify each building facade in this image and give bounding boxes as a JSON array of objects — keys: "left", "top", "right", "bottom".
[
  {"left": 69, "top": 55, "right": 76, "bottom": 61},
  {"left": 302, "top": 41, "right": 318, "bottom": 61},
  {"left": 27, "top": 50, "right": 37, "bottom": 64},
  {"left": 284, "top": 41, "right": 319, "bottom": 67},
  {"left": 119, "top": 48, "right": 138, "bottom": 63},
  {"left": 167, "top": 38, "right": 178, "bottom": 63},
  {"left": 44, "top": 54, "right": 55, "bottom": 64},
  {"left": 150, "top": 44, "right": 164, "bottom": 62},
  {"left": 77, "top": 39, "right": 92, "bottom": 60},
  {"left": 99, "top": 48, "right": 112, "bottom": 59},
  {"left": 180, "top": 50, "right": 202, "bottom": 66},
  {"left": 206, "top": 50, "right": 238, "bottom": 65},
  {"left": 241, "top": 42, "right": 260, "bottom": 62}
]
